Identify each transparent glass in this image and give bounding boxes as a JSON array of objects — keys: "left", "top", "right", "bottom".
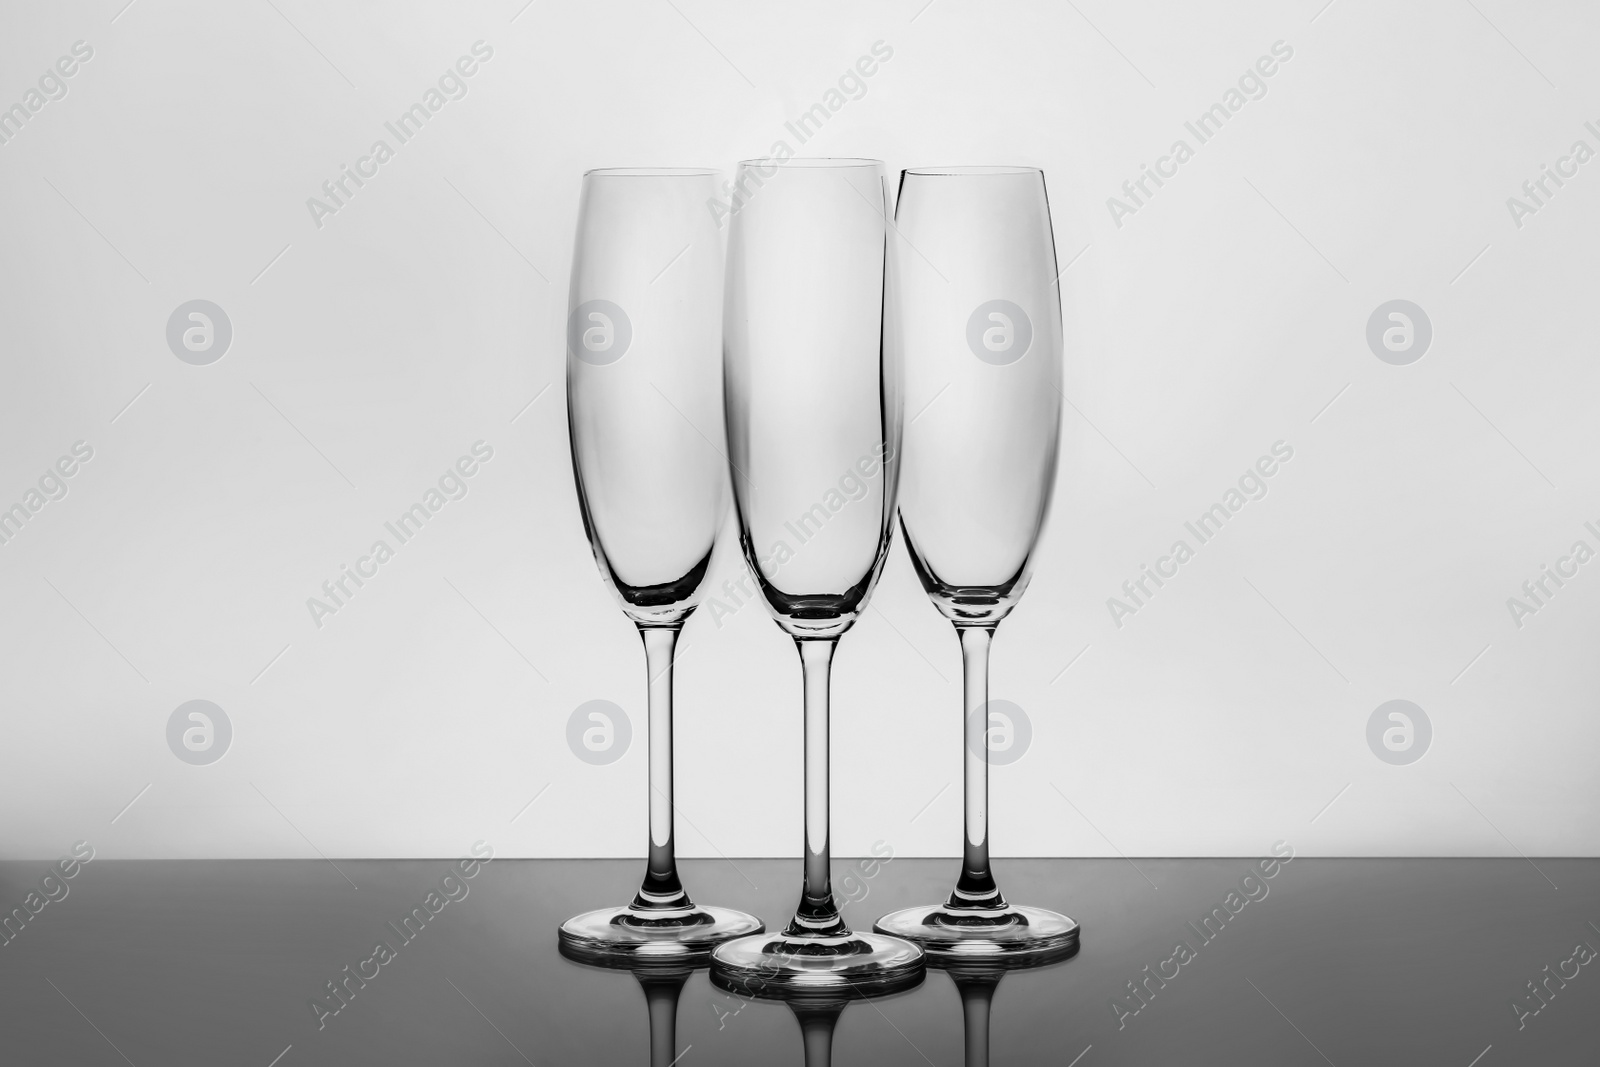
[
  {"left": 936, "top": 955, "right": 1080, "bottom": 1066},
  {"left": 874, "top": 166, "right": 1079, "bottom": 960},
  {"left": 560, "top": 167, "right": 762, "bottom": 961},
  {"left": 709, "top": 158, "right": 923, "bottom": 993},
  {"left": 707, "top": 980, "right": 924, "bottom": 1067},
  {"left": 559, "top": 953, "right": 695, "bottom": 1067}
]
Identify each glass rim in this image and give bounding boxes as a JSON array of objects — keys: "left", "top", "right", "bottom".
[
  {"left": 902, "top": 165, "right": 1043, "bottom": 177},
  {"left": 737, "top": 156, "right": 883, "bottom": 170},
  {"left": 583, "top": 166, "right": 720, "bottom": 178}
]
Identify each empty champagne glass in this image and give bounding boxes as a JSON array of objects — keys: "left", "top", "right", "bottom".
[
  {"left": 874, "top": 166, "right": 1078, "bottom": 960},
  {"left": 708, "top": 157, "right": 923, "bottom": 993},
  {"left": 560, "top": 167, "right": 763, "bottom": 961}
]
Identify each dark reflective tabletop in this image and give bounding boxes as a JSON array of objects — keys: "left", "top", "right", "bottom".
[{"left": 2, "top": 856, "right": 1594, "bottom": 1064}]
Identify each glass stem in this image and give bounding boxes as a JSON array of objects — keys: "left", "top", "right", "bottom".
[
  {"left": 793, "top": 1003, "right": 843, "bottom": 1067},
  {"left": 632, "top": 625, "right": 691, "bottom": 911},
  {"left": 956, "top": 976, "right": 996, "bottom": 1067},
  {"left": 949, "top": 624, "right": 1005, "bottom": 910},
  {"left": 785, "top": 637, "right": 846, "bottom": 937},
  {"left": 638, "top": 971, "right": 686, "bottom": 1067}
]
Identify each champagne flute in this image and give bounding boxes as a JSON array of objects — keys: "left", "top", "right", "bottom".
[
  {"left": 874, "top": 166, "right": 1079, "bottom": 960},
  {"left": 709, "top": 157, "right": 923, "bottom": 993},
  {"left": 560, "top": 167, "right": 763, "bottom": 961}
]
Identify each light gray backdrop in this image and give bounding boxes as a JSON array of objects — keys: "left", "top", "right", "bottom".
[{"left": 1, "top": 0, "right": 1595, "bottom": 861}]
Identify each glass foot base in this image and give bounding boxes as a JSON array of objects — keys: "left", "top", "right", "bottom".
[
  {"left": 710, "top": 929, "right": 925, "bottom": 997},
  {"left": 559, "top": 904, "right": 764, "bottom": 963},
  {"left": 873, "top": 903, "right": 1079, "bottom": 963}
]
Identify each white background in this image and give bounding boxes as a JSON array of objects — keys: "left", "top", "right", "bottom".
[{"left": 1, "top": 0, "right": 1596, "bottom": 860}]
